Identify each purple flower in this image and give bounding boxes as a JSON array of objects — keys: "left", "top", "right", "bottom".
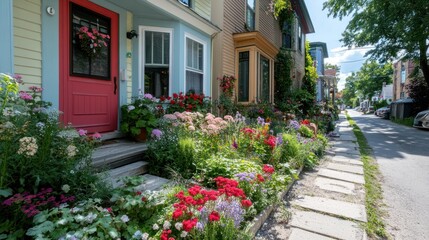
[
  {"left": 215, "top": 200, "right": 244, "bottom": 227},
  {"left": 234, "top": 172, "right": 255, "bottom": 182},
  {"left": 232, "top": 141, "right": 238, "bottom": 149},
  {"left": 143, "top": 93, "right": 154, "bottom": 100},
  {"left": 257, "top": 116, "right": 265, "bottom": 125},
  {"left": 276, "top": 135, "right": 283, "bottom": 145},
  {"left": 151, "top": 129, "right": 162, "bottom": 139},
  {"left": 289, "top": 120, "right": 300, "bottom": 130}
]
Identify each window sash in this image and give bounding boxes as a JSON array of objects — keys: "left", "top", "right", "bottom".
[
  {"left": 246, "top": 0, "right": 255, "bottom": 30},
  {"left": 186, "top": 38, "right": 203, "bottom": 72},
  {"left": 238, "top": 51, "right": 250, "bottom": 102},
  {"left": 145, "top": 31, "right": 170, "bottom": 66},
  {"left": 259, "top": 55, "right": 270, "bottom": 102}
]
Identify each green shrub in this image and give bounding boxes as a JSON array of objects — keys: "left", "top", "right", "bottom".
[
  {"left": 279, "top": 134, "right": 303, "bottom": 169},
  {"left": 298, "top": 125, "right": 314, "bottom": 138}
]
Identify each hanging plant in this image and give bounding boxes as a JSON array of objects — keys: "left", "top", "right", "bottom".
[{"left": 76, "top": 26, "right": 110, "bottom": 58}]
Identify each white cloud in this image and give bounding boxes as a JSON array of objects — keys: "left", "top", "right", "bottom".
[{"left": 337, "top": 72, "right": 352, "bottom": 91}]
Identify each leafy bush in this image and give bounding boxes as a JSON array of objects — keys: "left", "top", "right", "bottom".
[{"left": 298, "top": 125, "right": 314, "bottom": 138}]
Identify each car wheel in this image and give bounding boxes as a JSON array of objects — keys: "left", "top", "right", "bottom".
[{"left": 423, "top": 121, "right": 429, "bottom": 128}]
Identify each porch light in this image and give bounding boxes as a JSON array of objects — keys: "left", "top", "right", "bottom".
[{"left": 126, "top": 30, "right": 138, "bottom": 39}]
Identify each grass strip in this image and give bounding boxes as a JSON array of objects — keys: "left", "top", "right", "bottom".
[{"left": 345, "top": 113, "right": 388, "bottom": 239}]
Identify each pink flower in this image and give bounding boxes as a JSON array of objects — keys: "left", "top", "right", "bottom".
[
  {"left": 19, "top": 91, "right": 33, "bottom": 100},
  {"left": 92, "top": 132, "right": 102, "bottom": 139},
  {"left": 77, "top": 129, "right": 87, "bottom": 136}
]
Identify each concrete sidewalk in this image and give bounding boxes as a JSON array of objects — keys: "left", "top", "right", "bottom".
[{"left": 256, "top": 114, "right": 368, "bottom": 240}]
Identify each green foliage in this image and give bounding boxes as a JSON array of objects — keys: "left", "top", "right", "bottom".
[
  {"left": 405, "top": 72, "right": 429, "bottom": 113},
  {"left": 120, "top": 97, "right": 158, "bottom": 137},
  {"left": 0, "top": 74, "right": 19, "bottom": 112},
  {"left": 279, "top": 134, "right": 302, "bottom": 168},
  {"left": 391, "top": 117, "right": 414, "bottom": 127},
  {"left": 373, "top": 99, "right": 388, "bottom": 111},
  {"left": 355, "top": 61, "right": 393, "bottom": 100},
  {"left": 274, "top": 48, "right": 293, "bottom": 107},
  {"left": 298, "top": 125, "right": 314, "bottom": 138},
  {"left": 303, "top": 41, "right": 318, "bottom": 96},
  {"left": 196, "top": 156, "right": 261, "bottom": 187},
  {"left": 323, "top": 0, "right": 429, "bottom": 88}
]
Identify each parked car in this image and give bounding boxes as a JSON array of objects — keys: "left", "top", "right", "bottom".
[
  {"left": 413, "top": 109, "right": 429, "bottom": 128},
  {"left": 375, "top": 106, "right": 390, "bottom": 119}
]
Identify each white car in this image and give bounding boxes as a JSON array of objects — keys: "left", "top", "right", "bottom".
[{"left": 413, "top": 110, "right": 429, "bottom": 128}]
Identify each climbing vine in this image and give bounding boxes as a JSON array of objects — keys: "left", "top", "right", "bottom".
[{"left": 274, "top": 48, "right": 293, "bottom": 108}]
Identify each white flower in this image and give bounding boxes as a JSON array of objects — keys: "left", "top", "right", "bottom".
[
  {"left": 66, "top": 145, "right": 78, "bottom": 158},
  {"left": 152, "top": 223, "right": 159, "bottom": 230},
  {"left": 142, "top": 233, "right": 149, "bottom": 240},
  {"left": 175, "top": 222, "right": 183, "bottom": 230},
  {"left": 17, "top": 137, "right": 38, "bottom": 157},
  {"left": 180, "top": 231, "right": 188, "bottom": 238},
  {"left": 163, "top": 220, "right": 171, "bottom": 230},
  {"left": 120, "top": 215, "right": 129, "bottom": 223},
  {"left": 61, "top": 184, "right": 70, "bottom": 193},
  {"left": 127, "top": 105, "right": 136, "bottom": 111},
  {"left": 70, "top": 170, "right": 75, "bottom": 174}
]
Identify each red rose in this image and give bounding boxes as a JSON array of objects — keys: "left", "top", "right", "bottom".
[
  {"left": 170, "top": 100, "right": 176, "bottom": 105},
  {"left": 173, "top": 93, "right": 178, "bottom": 99}
]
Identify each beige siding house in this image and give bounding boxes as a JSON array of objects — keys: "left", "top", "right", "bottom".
[{"left": 211, "top": 0, "right": 314, "bottom": 104}]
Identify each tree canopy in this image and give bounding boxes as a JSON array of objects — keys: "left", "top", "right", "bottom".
[{"left": 323, "top": 0, "right": 429, "bottom": 88}]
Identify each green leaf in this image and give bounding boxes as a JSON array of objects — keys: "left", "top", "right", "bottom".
[
  {"left": 26, "top": 221, "right": 54, "bottom": 236},
  {"left": 0, "top": 188, "right": 12, "bottom": 198}
]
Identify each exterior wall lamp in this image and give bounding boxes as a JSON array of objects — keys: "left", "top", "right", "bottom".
[{"left": 126, "top": 30, "right": 138, "bottom": 39}]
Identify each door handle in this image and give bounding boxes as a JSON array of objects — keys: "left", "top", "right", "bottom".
[{"left": 114, "top": 77, "right": 117, "bottom": 95}]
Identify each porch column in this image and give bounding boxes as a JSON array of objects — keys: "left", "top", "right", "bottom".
[{"left": 0, "top": 0, "right": 14, "bottom": 74}]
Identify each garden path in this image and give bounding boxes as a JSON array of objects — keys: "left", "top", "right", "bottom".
[{"left": 255, "top": 114, "right": 368, "bottom": 240}]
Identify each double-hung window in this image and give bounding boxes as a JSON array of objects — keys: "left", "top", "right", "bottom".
[
  {"left": 282, "top": 21, "right": 292, "bottom": 49},
  {"left": 186, "top": 37, "right": 204, "bottom": 94},
  {"left": 258, "top": 55, "right": 270, "bottom": 102},
  {"left": 246, "top": 0, "right": 255, "bottom": 30},
  {"left": 141, "top": 27, "right": 171, "bottom": 98}
]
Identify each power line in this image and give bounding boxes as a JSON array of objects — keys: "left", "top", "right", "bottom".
[{"left": 337, "top": 58, "right": 367, "bottom": 64}]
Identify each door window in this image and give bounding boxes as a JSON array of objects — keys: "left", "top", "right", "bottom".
[
  {"left": 259, "top": 55, "right": 270, "bottom": 102},
  {"left": 238, "top": 51, "right": 250, "bottom": 102},
  {"left": 71, "top": 3, "right": 110, "bottom": 79}
]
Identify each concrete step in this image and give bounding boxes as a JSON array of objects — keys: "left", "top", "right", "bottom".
[
  {"left": 92, "top": 140, "right": 148, "bottom": 169},
  {"left": 134, "top": 174, "right": 171, "bottom": 192},
  {"left": 106, "top": 161, "right": 149, "bottom": 188}
]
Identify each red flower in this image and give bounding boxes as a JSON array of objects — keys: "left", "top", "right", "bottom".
[
  {"left": 106, "top": 207, "right": 112, "bottom": 213},
  {"left": 264, "top": 135, "right": 277, "bottom": 149},
  {"left": 160, "top": 96, "right": 166, "bottom": 101},
  {"left": 183, "top": 218, "right": 198, "bottom": 232},
  {"left": 209, "top": 211, "right": 220, "bottom": 222},
  {"left": 301, "top": 119, "right": 310, "bottom": 125},
  {"left": 262, "top": 164, "right": 275, "bottom": 174},
  {"left": 161, "top": 230, "right": 172, "bottom": 240},
  {"left": 241, "top": 199, "right": 252, "bottom": 208},
  {"left": 170, "top": 100, "right": 176, "bottom": 105},
  {"left": 188, "top": 185, "right": 201, "bottom": 196},
  {"left": 135, "top": 191, "right": 142, "bottom": 196},
  {"left": 141, "top": 196, "right": 147, "bottom": 202},
  {"left": 257, "top": 174, "right": 265, "bottom": 182},
  {"left": 173, "top": 93, "right": 178, "bottom": 99},
  {"left": 172, "top": 209, "right": 183, "bottom": 220}
]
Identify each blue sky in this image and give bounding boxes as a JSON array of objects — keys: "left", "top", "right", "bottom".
[{"left": 304, "top": 0, "right": 370, "bottom": 90}]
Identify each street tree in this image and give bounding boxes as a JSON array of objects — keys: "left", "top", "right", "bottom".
[
  {"left": 342, "top": 73, "right": 358, "bottom": 107},
  {"left": 355, "top": 61, "right": 393, "bottom": 100},
  {"left": 323, "top": 0, "right": 429, "bottom": 88}
]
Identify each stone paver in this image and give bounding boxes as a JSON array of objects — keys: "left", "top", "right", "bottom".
[
  {"left": 339, "top": 134, "right": 357, "bottom": 141},
  {"left": 318, "top": 169, "right": 365, "bottom": 184},
  {"left": 331, "top": 147, "right": 360, "bottom": 154},
  {"left": 331, "top": 155, "right": 363, "bottom": 166},
  {"left": 335, "top": 152, "right": 361, "bottom": 160},
  {"left": 314, "top": 177, "right": 356, "bottom": 195},
  {"left": 329, "top": 141, "right": 358, "bottom": 149},
  {"left": 290, "top": 210, "right": 365, "bottom": 240},
  {"left": 292, "top": 196, "right": 367, "bottom": 222},
  {"left": 327, "top": 163, "right": 364, "bottom": 175},
  {"left": 289, "top": 228, "right": 334, "bottom": 240}
]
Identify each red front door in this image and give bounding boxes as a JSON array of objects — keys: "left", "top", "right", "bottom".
[{"left": 59, "top": 0, "right": 119, "bottom": 133}]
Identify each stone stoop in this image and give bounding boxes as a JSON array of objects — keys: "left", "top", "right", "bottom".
[{"left": 91, "top": 139, "right": 170, "bottom": 191}]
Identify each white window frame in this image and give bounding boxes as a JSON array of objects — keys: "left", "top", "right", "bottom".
[
  {"left": 184, "top": 33, "right": 207, "bottom": 94},
  {"left": 138, "top": 26, "right": 173, "bottom": 96}
]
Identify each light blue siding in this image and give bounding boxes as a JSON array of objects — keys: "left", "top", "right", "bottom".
[{"left": 0, "top": 0, "right": 14, "bottom": 74}]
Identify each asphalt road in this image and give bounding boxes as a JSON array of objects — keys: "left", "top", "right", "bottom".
[{"left": 348, "top": 110, "right": 429, "bottom": 239}]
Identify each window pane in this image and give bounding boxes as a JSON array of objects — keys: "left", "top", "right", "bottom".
[
  {"left": 260, "top": 56, "right": 270, "bottom": 102},
  {"left": 198, "top": 44, "right": 203, "bottom": 71},
  {"left": 186, "top": 70, "right": 203, "bottom": 94},
  {"left": 238, "top": 52, "right": 250, "bottom": 102},
  {"left": 145, "top": 32, "right": 152, "bottom": 64},
  {"left": 71, "top": 3, "right": 110, "bottom": 79},
  {"left": 164, "top": 33, "right": 170, "bottom": 64},
  {"left": 144, "top": 67, "right": 169, "bottom": 98},
  {"left": 153, "top": 32, "right": 163, "bottom": 64},
  {"left": 187, "top": 38, "right": 192, "bottom": 68}
]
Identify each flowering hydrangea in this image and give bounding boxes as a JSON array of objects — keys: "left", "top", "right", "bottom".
[
  {"left": 19, "top": 91, "right": 33, "bottom": 100},
  {"left": 151, "top": 129, "right": 163, "bottom": 140},
  {"left": 17, "top": 137, "right": 38, "bottom": 157}
]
